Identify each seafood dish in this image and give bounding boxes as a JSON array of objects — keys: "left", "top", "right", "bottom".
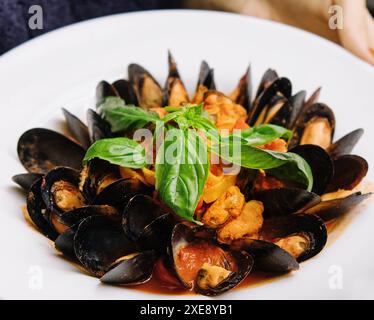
[{"left": 13, "top": 52, "right": 372, "bottom": 296}]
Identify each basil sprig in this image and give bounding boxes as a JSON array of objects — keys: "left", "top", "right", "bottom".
[
  {"left": 99, "top": 96, "right": 160, "bottom": 132},
  {"left": 155, "top": 129, "right": 209, "bottom": 223},
  {"left": 83, "top": 137, "right": 147, "bottom": 169}
]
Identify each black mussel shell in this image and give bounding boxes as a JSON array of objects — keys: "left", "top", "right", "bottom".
[
  {"left": 94, "top": 178, "right": 151, "bottom": 210},
  {"left": 122, "top": 194, "right": 170, "bottom": 243},
  {"left": 286, "top": 90, "right": 306, "bottom": 129},
  {"left": 112, "top": 79, "right": 138, "bottom": 105},
  {"left": 306, "top": 192, "right": 373, "bottom": 222},
  {"left": 163, "top": 51, "right": 189, "bottom": 106},
  {"left": 55, "top": 224, "right": 79, "bottom": 260},
  {"left": 291, "top": 144, "right": 334, "bottom": 195},
  {"left": 27, "top": 178, "right": 58, "bottom": 240},
  {"left": 326, "top": 155, "right": 368, "bottom": 193},
  {"left": 41, "top": 167, "right": 85, "bottom": 217},
  {"left": 57, "top": 205, "right": 119, "bottom": 228},
  {"left": 260, "top": 214, "right": 327, "bottom": 262},
  {"left": 195, "top": 250, "right": 253, "bottom": 297},
  {"left": 249, "top": 77, "right": 292, "bottom": 126},
  {"left": 18, "top": 128, "right": 85, "bottom": 174},
  {"left": 100, "top": 250, "right": 158, "bottom": 285},
  {"left": 232, "top": 65, "right": 253, "bottom": 113},
  {"left": 12, "top": 173, "right": 43, "bottom": 190},
  {"left": 301, "top": 87, "right": 321, "bottom": 115},
  {"left": 170, "top": 224, "right": 252, "bottom": 296},
  {"left": 62, "top": 108, "right": 90, "bottom": 150},
  {"left": 253, "top": 188, "right": 320, "bottom": 218},
  {"left": 290, "top": 102, "right": 335, "bottom": 149},
  {"left": 231, "top": 238, "right": 299, "bottom": 273},
  {"left": 254, "top": 68, "right": 278, "bottom": 99},
  {"left": 128, "top": 63, "right": 163, "bottom": 109},
  {"left": 269, "top": 98, "right": 294, "bottom": 128},
  {"left": 87, "top": 109, "right": 112, "bottom": 143},
  {"left": 197, "top": 60, "right": 216, "bottom": 90},
  {"left": 74, "top": 215, "right": 137, "bottom": 276},
  {"left": 80, "top": 158, "right": 120, "bottom": 202},
  {"left": 96, "top": 80, "right": 118, "bottom": 107},
  {"left": 327, "top": 129, "right": 364, "bottom": 160}
]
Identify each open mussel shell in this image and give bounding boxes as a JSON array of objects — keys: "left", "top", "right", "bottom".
[
  {"left": 128, "top": 63, "right": 163, "bottom": 109},
  {"left": 12, "top": 173, "right": 43, "bottom": 190},
  {"left": 80, "top": 158, "right": 120, "bottom": 202},
  {"left": 249, "top": 77, "right": 292, "bottom": 126},
  {"left": 260, "top": 214, "right": 327, "bottom": 262},
  {"left": 100, "top": 250, "right": 158, "bottom": 285},
  {"left": 326, "top": 155, "right": 368, "bottom": 193},
  {"left": 253, "top": 188, "right": 320, "bottom": 218},
  {"left": 231, "top": 238, "right": 299, "bottom": 273},
  {"left": 57, "top": 205, "right": 119, "bottom": 228},
  {"left": 254, "top": 68, "right": 278, "bottom": 99},
  {"left": 197, "top": 60, "right": 216, "bottom": 90},
  {"left": 62, "top": 108, "right": 90, "bottom": 150},
  {"left": 55, "top": 224, "right": 79, "bottom": 260},
  {"left": 27, "top": 178, "right": 58, "bottom": 240},
  {"left": 87, "top": 109, "right": 112, "bottom": 143},
  {"left": 170, "top": 224, "right": 253, "bottom": 296},
  {"left": 112, "top": 79, "right": 138, "bottom": 105},
  {"left": 231, "top": 65, "right": 253, "bottom": 113},
  {"left": 122, "top": 194, "right": 174, "bottom": 249},
  {"left": 327, "top": 129, "right": 364, "bottom": 160},
  {"left": 306, "top": 192, "right": 373, "bottom": 222},
  {"left": 96, "top": 80, "right": 118, "bottom": 107},
  {"left": 291, "top": 144, "right": 334, "bottom": 195},
  {"left": 163, "top": 51, "right": 189, "bottom": 107},
  {"left": 290, "top": 102, "right": 335, "bottom": 149},
  {"left": 94, "top": 178, "right": 152, "bottom": 210},
  {"left": 41, "top": 167, "right": 85, "bottom": 219},
  {"left": 286, "top": 90, "right": 306, "bottom": 129},
  {"left": 18, "top": 128, "right": 85, "bottom": 174},
  {"left": 74, "top": 215, "right": 138, "bottom": 276}
]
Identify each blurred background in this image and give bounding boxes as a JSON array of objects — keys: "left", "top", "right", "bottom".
[{"left": 1, "top": 0, "right": 374, "bottom": 64}]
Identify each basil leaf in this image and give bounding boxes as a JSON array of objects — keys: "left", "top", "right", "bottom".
[
  {"left": 155, "top": 129, "right": 209, "bottom": 223},
  {"left": 99, "top": 96, "right": 159, "bottom": 132},
  {"left": 213, "top": 140, "right": 313, "bottom": 191},
  {"left": 234, "top": 124, "right": 293, "bottom": 146},
  {"left": 83, "top": 137, "right": 147, "bottom": 169}
]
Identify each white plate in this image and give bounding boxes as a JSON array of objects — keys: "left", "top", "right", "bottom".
[{"left": 0, "top": 10, "right": 373, "bottom": 300}]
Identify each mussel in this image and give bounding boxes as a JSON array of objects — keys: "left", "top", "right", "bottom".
[
  {"left": 163, "top": 51, "right": 189, "bottom": 107},
  {"left": 100, "top": 250, "right": 158, "bottom": 285},
  {"left": 290, "top": 103, "right": 335, "bottom": 149},
  {"left": 230, "top": 65, "right": 253, "bottom": 113},
  {"left": 12, "top": 173, "right": 43, "bottom": 191},
  {"left": 169, "top": 224, "right": 253, "bottom": 296},
  {"left": 327, "top": 129, "right": 364, "bottom": 160},
  {"left": 62, "top": 108, "right": 90, "bottom": 150},
  {"left": 74, "top": 215, "right": 138, "bottom": 276},
  {"left": 123, "top": 194, "right": 174, "bottom": 251},
  {"left": 260, "top": 214, "right": 327, "bottom": 262},
  {"left": 231, "top": 238, "right": 299, "bottom": 273},
  {"left": 87, "top": 109, "right": 113, "bottom": 143},
  {"left": 291, "top": 144, "right": 334, "bottom": 195},
  {"left": 128, "top": 63, "right": 163, "bottom": 109},
  {"left": 17, "top": 128, "right": 85, "bottom": 174}
]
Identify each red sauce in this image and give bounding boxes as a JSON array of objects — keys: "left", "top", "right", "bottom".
[{"left": 175, "top": 242, "right": 235, "bottom": 287}]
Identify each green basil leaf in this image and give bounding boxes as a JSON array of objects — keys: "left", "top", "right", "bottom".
[
  {"left": 83, "top": 137, "right": 147, "bottom": 169},
  {"left": 234, "top": 124, "right": 293, "bottom": 146},
  {"left": 99, "top": 96, "right": 159, "bottom": 132},
  {"left": 155, "top": 129, "right": 209, "bottom": 223},
  {"left": 213, "top": 140, "right": 313, "bottom": 191}
]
